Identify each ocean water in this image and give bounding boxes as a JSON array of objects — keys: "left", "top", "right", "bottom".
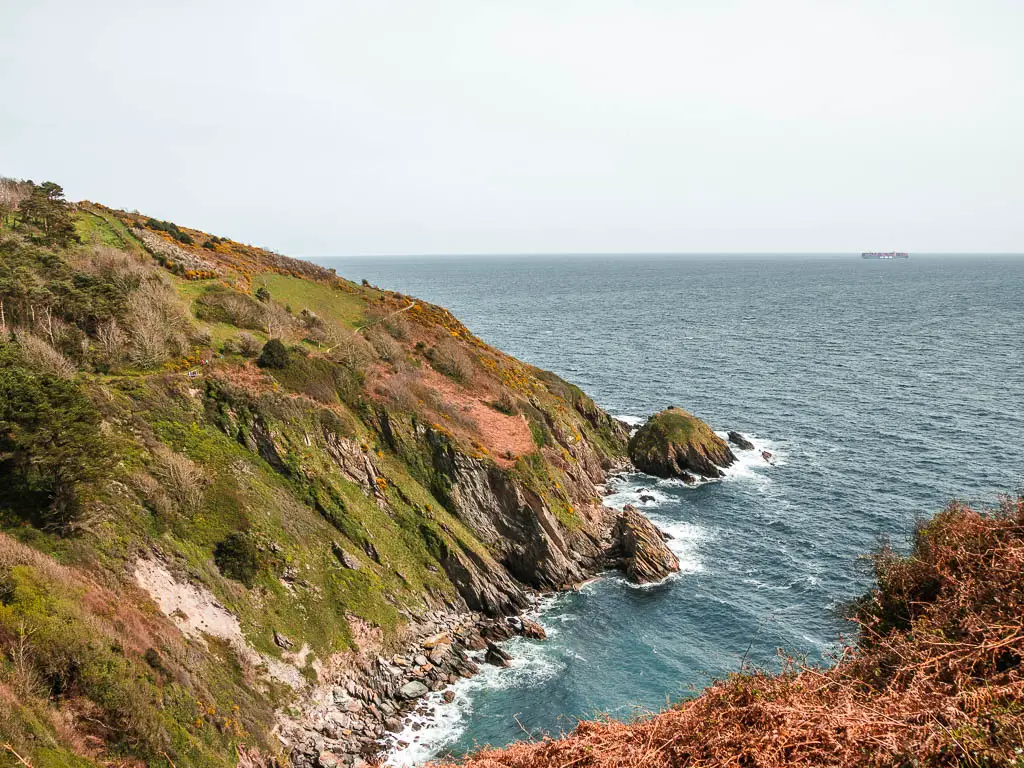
[{"left": 319, "top": 254, "right": 1024, "bottom": 764}]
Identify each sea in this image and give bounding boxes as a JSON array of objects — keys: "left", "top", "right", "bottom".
[{"left": 317, "top": 254, "right": 1024, "bottom": 765}]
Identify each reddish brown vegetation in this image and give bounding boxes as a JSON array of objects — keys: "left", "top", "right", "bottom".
[{"left": 447, "top": 498, "right": 1024, "bottom": 768}]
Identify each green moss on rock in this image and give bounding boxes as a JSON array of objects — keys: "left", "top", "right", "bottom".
[{"left": 628, "top": 407, "right": 735, "bottom": 480}]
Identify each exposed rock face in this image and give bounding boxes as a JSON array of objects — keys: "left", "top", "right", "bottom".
[
  {"left": 628, "top": 408, "right": 736, "bottom": 479},
  {"left": 135, "top": 227, "right": 216, "bottom": 273},
  {"left": 423, "top": 426, "right": 608, "bottom": 599},
  {"left": 612, "top": 504, "right": 680, "bottom": 584},
  {"left": 727, "top": 431, "right": 755, "bottom": 450}
]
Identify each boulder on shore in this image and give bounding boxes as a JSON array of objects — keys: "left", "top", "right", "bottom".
[
  {"left": 628, "top": 408, "right": 736, "bottom": 479},
  {"left": 399, "top": 680, "right": 429, "bottom": 699},
  {"left": 484, "top": 642, "right": 512, "bottom": 668},
  {"left": 727, "top": 431, "right": 755, "bottom": 450},
  {"left": 613, "top": 504, "right": 680, "bottom": 584}
]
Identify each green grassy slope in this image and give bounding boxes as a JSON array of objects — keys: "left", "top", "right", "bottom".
[{"left": 0, "top": 181, "right": 628, "bottom": 767}]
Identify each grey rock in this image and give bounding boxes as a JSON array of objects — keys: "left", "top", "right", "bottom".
[
  {"left": 273, "top": 630, "right": 295, "bottom": 649},
  {"left": 399, "top": 680, "right": 429, "bottom": 699}
]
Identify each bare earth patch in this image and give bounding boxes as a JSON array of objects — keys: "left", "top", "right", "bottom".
[
  {"left": 410, "top": 368, "right": 535, "bottom": 467},
  {"left": 134, "top": 558, "right": 305, "bottom": 688}
]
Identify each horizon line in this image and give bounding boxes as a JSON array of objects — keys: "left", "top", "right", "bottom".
[{"left": 309, "top": 251, "right": 1024, "bottom": 260}]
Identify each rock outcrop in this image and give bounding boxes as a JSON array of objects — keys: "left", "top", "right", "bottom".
[
  {"left": 628, "top": 408, "right": 736, "bottom": 479},
  {"left": 727, "top": 430, "right": 755, "bottom": 450},
  {"left": 611, "top": 505, "right": 680, "bottom": 584}
]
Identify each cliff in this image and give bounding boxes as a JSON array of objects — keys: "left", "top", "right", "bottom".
[{"left": 0, "top": 180, "right": 667, "bottom": 768}]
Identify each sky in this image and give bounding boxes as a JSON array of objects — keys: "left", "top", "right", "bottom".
[{"left": 2, "top": 0, "right": 1022, "bottom": 257}]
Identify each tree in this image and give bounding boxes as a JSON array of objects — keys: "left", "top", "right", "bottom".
[
  {"left": 0, "top": 344, "right": 113, "bottom": 530},
  {"left": 257, "top": 338, "right": 289, "bottom": 368},
  {"left": 18, "top": 181, "right": 77, "bottom": 246}
]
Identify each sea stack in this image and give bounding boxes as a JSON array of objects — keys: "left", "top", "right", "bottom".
[
  {"left": 628, "top": 407, "right": 736, "bottom": 479},
  {"left": 612, "top": 505, "right": 680, "bottom": 583}
]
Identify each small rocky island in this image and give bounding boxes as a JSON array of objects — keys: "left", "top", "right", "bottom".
[{"left": 628, "top": 407, "right": 736, "bottom": 483}]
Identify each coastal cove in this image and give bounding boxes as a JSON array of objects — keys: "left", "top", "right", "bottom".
[{"left": 325, "top": 254, "right": 1024, "bottom": 763}]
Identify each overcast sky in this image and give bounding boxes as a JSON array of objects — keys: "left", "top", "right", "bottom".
[{"left": 2, "top": 1, "right": 1022, "bottom": 256}]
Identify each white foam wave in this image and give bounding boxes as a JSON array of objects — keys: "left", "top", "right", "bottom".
[
  {"left": 714, "top": 432, "right": 787, "bottom": 488},
  {"left": 614, "top": 414, "right": 645, "bottom": 427},
  {"left": 603, "top": 482, "right": 672, "bottom": 510},
  {"left": 648, "top": 518, "right": 708, "bottom": 575},
  {"left": 384, "top": 600, "right": 568, "bottom": 766}
]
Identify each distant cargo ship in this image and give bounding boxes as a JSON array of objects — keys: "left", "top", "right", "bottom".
[{"left": 862, "top": 252, "right": 909, "bottom": 259}]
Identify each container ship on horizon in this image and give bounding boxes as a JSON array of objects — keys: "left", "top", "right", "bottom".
[{"left": 862, "top": 251, "right": 910, "bottom": 259}]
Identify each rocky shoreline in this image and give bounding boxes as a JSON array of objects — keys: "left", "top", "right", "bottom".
[
  {"left": 282, "top": 515, "right": 678, "bottom": 767},
  {"left": 281, "top": 602, "right": 556, "bottom": 768},
  {"left": 280, "top": 412, "right": 747, "bottom": 768}
]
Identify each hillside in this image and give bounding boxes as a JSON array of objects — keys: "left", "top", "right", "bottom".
[
  {"left": 0, "top": 179, "right": 648, "bottom": 768},
  {"left": 450, "top": 496, "right": 1024, "bottom": 768}
]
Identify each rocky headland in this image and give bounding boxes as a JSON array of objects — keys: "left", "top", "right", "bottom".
[{"left": 0, "top": 178, "right": 682, "bottom": 768}]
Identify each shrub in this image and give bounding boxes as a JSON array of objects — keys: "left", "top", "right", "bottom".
[
  {"left": 96, "top": 318, "right": 128, "bottom": 366},
  {"left": 236, "top": 332, "right": 262, "bottom": 357},
  {"left": 125, "top": 280, "right": 192, "bottom": 367},
  {"left": 213, "top": 531, "right": 262, "bottom": 587},
  {"left": 257, "top": 338, "right": 289, "bottom": 368},
  {"left": 144, "top": 217, "right": 193, "bottom": 245},
  {"left": 13, "top": 329, "right": 77, "bottom": 379},
  {"left": 299, "top": 308, "right": 330, "bottom": 345},
  {"left": 426, "top": 338, "right": 474, "bottom": 383},
  {"left": 195, "top": 285, "right": 265, "bottom": 330},
  {"left": 150, "top": 445, "right": 207, "bottom": 515},
  {"left": 327, "top": 330, "right": 375, "bottom": 372},
  {"left": 367, "top": 328, "right": 403, "bottom": 363},
  {"left": 255, "top": 286, "right": 271, "bottom": 302},
  {"left": 491, "top": 390, "right": 518, "bottom": 415},
  {"left": 272, "top": 353, "right": 362, "bottom": 405}
]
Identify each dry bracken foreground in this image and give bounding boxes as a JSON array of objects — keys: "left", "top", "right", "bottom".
[{"left": 447, "top": 497, "right": 1024, "bottom": 768}]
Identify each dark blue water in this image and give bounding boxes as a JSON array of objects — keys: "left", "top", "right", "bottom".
[{"left": 319, "top": 254, "right": 1024, "bottom": 763}]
